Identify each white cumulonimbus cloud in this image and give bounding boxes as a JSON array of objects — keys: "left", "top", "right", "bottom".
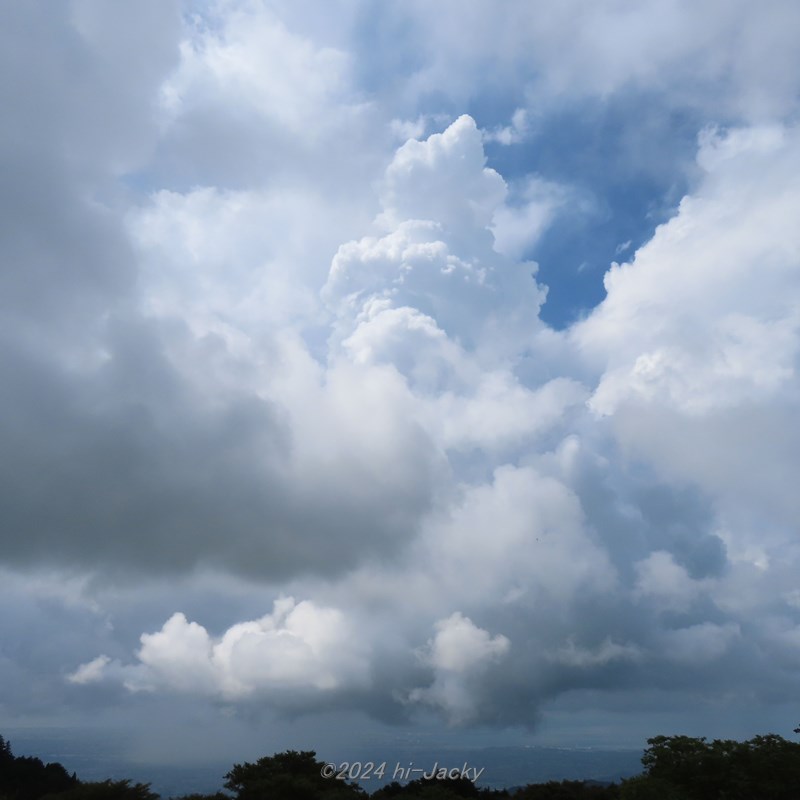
[
  {"left": 69, "top": 113, "right": 800, "bottom": 727},
  {"left": 64, "top": 111, "right": 800, "bottom": 727}
]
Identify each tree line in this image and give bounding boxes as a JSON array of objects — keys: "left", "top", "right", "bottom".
[{"left": 2, "top": 730, "right": 800, "bottom": 799}]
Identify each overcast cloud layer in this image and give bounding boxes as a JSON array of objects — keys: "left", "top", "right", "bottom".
[{"left": 2, "top": 0, "right": 800, "bottom": 759}]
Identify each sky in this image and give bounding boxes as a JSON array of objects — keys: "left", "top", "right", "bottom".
[{"left": 2, "top": 0, "right": 800, "bottom": 779}]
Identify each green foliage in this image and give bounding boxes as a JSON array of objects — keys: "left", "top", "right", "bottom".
[
  {"left": 371, "top": 774, "right": 509, "bottom": 798},
  {"left": 618, "top": 775, "right": 690, "bottom": 800},
  {"left": 638, "top": 732, "right": 800, "bottom": 800},
  {"left": 0, "top": 737, "right": 13, "bottom": 764},
  {"left": 511, "top": 780, "right": 619, "bottom": 799},
  {"left": 413, "top": 776, "right": 481, "bottom": 797},
  {"left": 0, "top": 737, "right": 79, "bottom": 800},
  {"left": 224, "top": 750, "right": 365, "bottom": 800},
  {"left": 41, "top": 780, "right": 159, "bottom": 800},
  {"left": 170, "top": 794, "right": 229, "bottom": 800}
]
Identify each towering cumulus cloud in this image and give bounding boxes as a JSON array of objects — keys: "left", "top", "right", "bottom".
[{"left": 66, "top": 113, "right": 800, "bottom": 731}]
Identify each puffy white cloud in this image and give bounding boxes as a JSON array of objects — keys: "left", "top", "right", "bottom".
[
  {"left": 325, "top": 116, "right": 546, "bottom": 356},
  {"left": 161, "top": 2, "right": 355, "bottom": 132},
  {"left": 378, "top": 115, "right": 507, "bottom": 235},
  {"left": 573, "top": 123, "right": 800, "bottom": 567},
  {"left": 408, "top": 613, "right": 510, "bottom": 724},
  {"left": 415, "top": 464, "right": 618, "bottom": 608},
  {"left": 72, "top": 598, "right": 370, "bottom": 701},
  {"left": 325, "top": 219, "right": 508, "bottom": 348},
  {"left": 577, "top": 124, "right": 800, "bottom": 415},
  {"left": 133, "top": 612, "right": 217, "bottom": 693},
  {"left": 424, "top": 613, "right": 511, "bottom": 674}
]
